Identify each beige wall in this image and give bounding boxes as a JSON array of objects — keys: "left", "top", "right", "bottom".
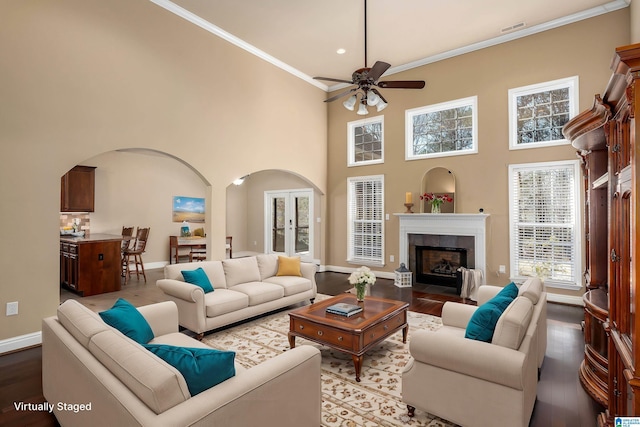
[
  {"left": 0, "top": 0, "right": 327, "bottom": 343},
  {"left": 632, "top": 0, "right": 640, "bottom": 44},
  {"left": 325, "top": 9, "right": 631, "bottom": 301}
]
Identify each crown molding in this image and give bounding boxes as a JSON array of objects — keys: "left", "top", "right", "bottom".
[
  {"left": 149, "top": 0, "right": 329, "bottom": 91},
  {"left": 150, "top": 0, "right": 628, "bottom": 94},
  {"left": 329, "top": 0, "right": 630, "bottom": 92}
]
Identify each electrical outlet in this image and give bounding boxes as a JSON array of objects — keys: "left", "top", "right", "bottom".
[
  {"left": 389, "top": 255, "right": 395, "bottom": 263},
  {"left": 385, "top": 213, "right": 390, "bottom": 220},
  {"left": 499, "top": 265, "right": 506, "bottom": 274},
  {"left": 6, "top": 302, "right": 18, "bottom": 316}
]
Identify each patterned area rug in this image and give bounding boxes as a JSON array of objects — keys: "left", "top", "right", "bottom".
[{"left": 202, "top": 295, "right": 456, "bottom": 427}]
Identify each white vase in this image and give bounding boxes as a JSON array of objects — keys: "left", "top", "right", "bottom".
[{"left": 431, "top": 203, "right": 441, "bottom": 214}]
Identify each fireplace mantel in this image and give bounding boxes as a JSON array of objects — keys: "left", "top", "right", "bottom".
[{"left": 395, "top": 213, "right": 490, "bottom": 285}]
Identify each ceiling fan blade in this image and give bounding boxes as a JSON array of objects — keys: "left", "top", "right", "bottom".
[
  {"left": 324, "top": 88, "right": 357, "bottom": 103},
  {"left": 313, "top": 76, "right": 354, "bottom": 84},
  {"left": 367, "top": 61, "right": 391, "bottom": 82},
  {"left": 371, "top": 88, "right": 388, "bottom": 103},
  {"left": 378, "top": 80, "right": 426, "bottom": 89}
]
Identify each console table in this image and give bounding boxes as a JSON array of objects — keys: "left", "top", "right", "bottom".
[{"left": 168, "top": 236, "right": 206, "bottom": 264}]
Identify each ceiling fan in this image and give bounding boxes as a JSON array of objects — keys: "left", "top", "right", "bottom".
[{"left": 313, "top": 0, "right": 425, "bottom": 114}]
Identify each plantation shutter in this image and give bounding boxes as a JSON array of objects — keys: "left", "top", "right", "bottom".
[
  {"left": 347, "top": 175, "right": 384, "bottom": 265},
  {"left": 509, "top": 162, "right": 580, "bottom": 287}
]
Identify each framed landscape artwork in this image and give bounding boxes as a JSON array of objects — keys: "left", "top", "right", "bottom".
[{"left": 172, "top": 196, "right": 205, "bottom": 223}]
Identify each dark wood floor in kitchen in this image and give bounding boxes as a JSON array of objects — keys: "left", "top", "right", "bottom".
[{"left": 0, "top": 270, "right": 603, "bottom": 427}]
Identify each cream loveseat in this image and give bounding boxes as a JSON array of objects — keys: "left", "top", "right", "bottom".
[
  {"left": 157, "top": 254, "right": 317, "bottom": 337},
  {"left": 42, "top": 299, "right": 321, "bottom": 427},
  {"left": 402, "top": 278, "right": 546, "bottom": 427}
]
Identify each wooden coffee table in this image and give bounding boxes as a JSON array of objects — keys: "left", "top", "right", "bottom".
[{"left": 288, "top": 294, "right": 409, "bottom": 382}]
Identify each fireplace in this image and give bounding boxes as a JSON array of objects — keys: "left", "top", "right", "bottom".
[
  {"left": 416, "top": 246, "right": 467, "bottom": 287},
  {"left": 395, "top": 213, "right": 489, "bottom": 290}
]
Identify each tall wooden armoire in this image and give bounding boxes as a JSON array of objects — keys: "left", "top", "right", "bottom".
[{"left": 563, "top": 43, "right": 640, "bottom": 425}]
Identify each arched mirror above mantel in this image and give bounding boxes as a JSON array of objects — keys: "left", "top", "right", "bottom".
[{"left": 420, "top": 167, "right": 456, "bottom": 213}]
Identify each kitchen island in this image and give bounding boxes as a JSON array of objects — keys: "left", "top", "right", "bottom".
[{"left": 60, "top": 233, "right": 122, "bottom": 296}]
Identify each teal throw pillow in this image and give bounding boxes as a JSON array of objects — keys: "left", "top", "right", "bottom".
[
  {"left": 181, "top": 268, "right": 214, "bottom": 293},
  {"left": 143, "top": 344, "right": 235, "bottom": 395},
  {"left": 497, "top": 282, "right": 519, "bottom": 300},
  {"left": 465, "top": 288, "right": 517, "bottom": 342},
  {"left": 464, "top": 303, "right": 503, "bottom": 342},
  {"left": 99, "top": 298, "right": 154, "bottom": 344}
]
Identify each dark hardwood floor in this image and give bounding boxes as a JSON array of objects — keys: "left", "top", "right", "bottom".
[{"left": 0, "top": 270, "right": 602, "bottom": 426}]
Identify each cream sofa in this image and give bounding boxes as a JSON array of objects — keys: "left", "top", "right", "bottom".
[
  {"left": 42, "top": 299, "right": 321, "bottom": 427},
  {"left": 157, "top": 254, "right": 317, "bottom": 337},
  {"left": 402, "top": 278, "right": 546, "bottom": 427}
]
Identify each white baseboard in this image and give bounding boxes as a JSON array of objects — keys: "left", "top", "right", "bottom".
[
  {"left": 145, "top": 261, "right": 169, "bottom": 270},
  {"left": 0, "top": 331, "right": 42, "bottom": 354},
  {"left": 547, "top": 293, "right": 584, "bottom": 306},
  {"left": 321, "top": 265, "right": 584, "bottom": 306},
  {"left": 321, "top": 265, "right": 395, "bottom": 280}
]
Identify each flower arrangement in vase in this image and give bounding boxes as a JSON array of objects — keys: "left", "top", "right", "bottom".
[
  {"left": 420, "top": 193, "right": 453, "bottom": 214},
  {"left": 348, "top": 266, "right": 376, "bottom": 301}
]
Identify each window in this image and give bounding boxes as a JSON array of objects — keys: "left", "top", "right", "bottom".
[
  {"left": 508, "top": 160, "right": 582, "bottom": 289},
  {"left": 347, "top": 175, "right": 384, "bottom": 266},
  {"left": 405, "top": 96, "right": 478, "bottom": 160},
  {"left": 508, "top": 76, "right": 578, "bottom": 150},
  {"left": 348, "top": 116, "right": 384, "bottom": 166}
]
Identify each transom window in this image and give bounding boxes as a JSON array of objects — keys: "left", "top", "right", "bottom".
[
  {"left": 347, "top": 175, "right": 384, "bottom": 266},
  {"left": 405, "top": 96, "right": 478, "bottom": 160},
  {"left": 508, "top": 76, "right": 578, "bottom": 150},
  {"left": 347, "top": 116, "right": 384, "bottom": 167},
  {"left": 508, "top": 160, "right": 582, "bottom": 289}
]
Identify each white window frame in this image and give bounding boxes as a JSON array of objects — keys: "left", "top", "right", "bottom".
[
  {"left": 405, "top": 96, "right": 478, "bottom": 160},
  {"left": 347, "top": 116, "right": 384, "bottom": 167},
  {"left": 508, "top": 76, "right": 579, "bottom": 150},
  {"left": 508, "top": 160, "right": 582, "bottom": 290},
  {"left": 347, "top": 175, "right": 384, "bottom": 267}
]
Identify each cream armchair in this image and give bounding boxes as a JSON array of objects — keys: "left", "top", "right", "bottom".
[{"left": 402, "top": 280, "right": 545, "bottom": 427}]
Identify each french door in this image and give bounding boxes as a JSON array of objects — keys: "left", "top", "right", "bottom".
[{"left": 265, "top": 189, "right": 313, "bottom": 261}]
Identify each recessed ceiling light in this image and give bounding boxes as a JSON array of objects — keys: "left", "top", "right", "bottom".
[{"left": 336, "top": 48, "right": 346, "bottom": 55}]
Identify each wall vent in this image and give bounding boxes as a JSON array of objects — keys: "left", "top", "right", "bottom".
[{"left": 501, "top": 22, "right": 526, "bottom": 33}]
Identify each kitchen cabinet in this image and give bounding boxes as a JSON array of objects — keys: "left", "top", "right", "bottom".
[
  {"left": 60, "top": 165, "right": 96, "bottom": 212},
  {"left": 60, "top": 234, "right": 122, "bottom": 296}
]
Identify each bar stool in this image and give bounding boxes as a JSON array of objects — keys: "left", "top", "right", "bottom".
[
  {"left": 121, "top": 226, "right": 134, "bottom": 252},
  {"left": 122, "top": 227, "right": 150, "bottom": 284}
]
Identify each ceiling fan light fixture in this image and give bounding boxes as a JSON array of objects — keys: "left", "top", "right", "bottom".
[
  {"left": 312, "top": 0, "right": 424, "bottom": 114},
  {"left": 357, "top": 101, "right": 369, "bottom": 115},
  {"left": 366, "top": 90, "right": 379, "bottom": 106},
  {"left": 343, "top": 95, "right": 357, "bottom": 111}
]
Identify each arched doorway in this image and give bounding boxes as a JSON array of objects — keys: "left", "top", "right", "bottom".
[
  {"left": 226, "top": 169, "right": 323, "bottom": 264},
  {"left": 60, "top": 149, "right": 211, "bottom": 269}
]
